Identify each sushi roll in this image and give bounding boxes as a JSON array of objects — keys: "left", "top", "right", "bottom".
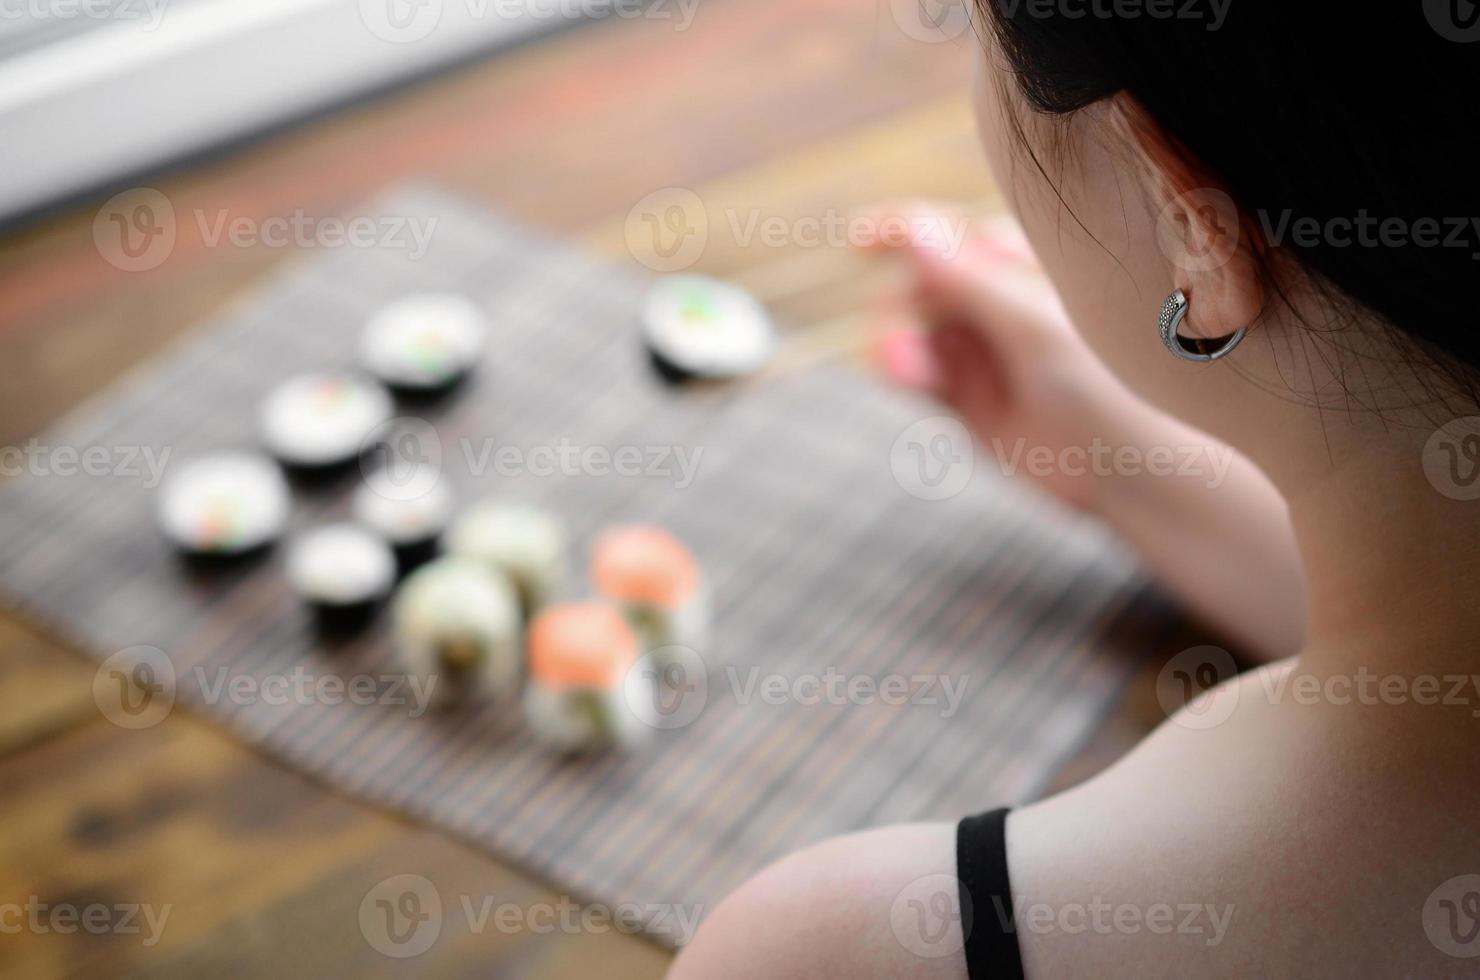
[
  {"left": 157, "top": 451, "right": 290, "bottom": 557},
  {"left": 523, "top": 602, "right": 643, "bottom": 750},
  {"left": 445, "top": 500, "right": 566, "bottom": 617},
  {"left": 284, "top": 522, "right": 396, "bottom": 633},
  {"left": 351, "top": 464, "right": 454, "bottom": 571},
  {"left": 391, "top": 557, "right": 521, "bottom": 701},
  {"left": 641, "top": 275, "right": 776, "bottom": 382},
  {"left": 359, "top": 293, "right": 487, "bottom": 393},
  {"left": 591, "top": 525, "right": 708, "bottom": 658},
  {"left": 259, "top": 371, "right": 393, "bottom": 470}
]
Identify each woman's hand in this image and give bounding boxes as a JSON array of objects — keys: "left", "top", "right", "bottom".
[
  {"left": 862, "top": 201, "right": 1130, "bottom": 511},
  {"left": 859, "top": 200, "right": 1307, "bottom": 660}
]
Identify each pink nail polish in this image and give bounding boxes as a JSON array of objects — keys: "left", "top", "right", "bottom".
[{"left": 878, "top": 327, "right": 943, "bottom": 390}]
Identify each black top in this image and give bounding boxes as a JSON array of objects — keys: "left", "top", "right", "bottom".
[{"left": 956, "top": 808, "right": 1026, "bottom": 979}]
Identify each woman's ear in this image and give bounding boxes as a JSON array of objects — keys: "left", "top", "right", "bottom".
[{"left": 1111, "top": 95, "right": 1265, "bottom": 342}]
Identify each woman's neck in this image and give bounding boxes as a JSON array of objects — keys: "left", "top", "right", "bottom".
[{"left": 1283, "top": 446, "right": 1480, "bottom": 676}]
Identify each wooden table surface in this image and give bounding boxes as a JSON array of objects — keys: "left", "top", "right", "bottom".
[{"left": 0, "top": 2, "right": 1186, "bottom": 975}]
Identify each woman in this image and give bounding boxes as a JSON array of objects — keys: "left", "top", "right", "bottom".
[{"left": 672, "top": 4, "right": 1480, "bottom": 976}]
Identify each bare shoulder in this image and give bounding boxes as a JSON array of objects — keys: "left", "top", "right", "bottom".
[
  {"left": 1009, "top": 657, "right": 1480, "bottom": 977},
  {"left": 669, "top": 822, "right": 969, "bottom": 980}
]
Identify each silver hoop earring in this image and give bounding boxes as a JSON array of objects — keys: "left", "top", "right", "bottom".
[{"left": 1158, "top": 289, "right": 1246, "bottom": 363}]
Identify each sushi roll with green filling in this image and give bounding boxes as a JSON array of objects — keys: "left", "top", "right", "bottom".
[
  {"left": 641, "top": 275, "right": 776, "bottom": 382},
  {"left": 592, "top": 525, "right": 708, "bottom": 660},
  {"left": 523, "top": 603, "right": 643, "bottom": 750},
  {"left": 285, "top": 523, "right": 396, "bottom": 633},
  {"left": 157, "top": 451, "right": 289, "bottom": 558},
  {"left": 391, "top": 556, "right": 521, "bottom": 701},
  {"left": 359, "top": 293, "right": 487, "bottom": 393},
  {"left": 446, "top": 500, "right": 567, "bottom": 617}
]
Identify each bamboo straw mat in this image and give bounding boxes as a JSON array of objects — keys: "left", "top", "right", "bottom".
[{"left": 0, "top": 186, "right": 1177, "bottom": 943}]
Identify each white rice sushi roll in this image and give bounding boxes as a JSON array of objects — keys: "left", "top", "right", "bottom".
[
  {"left": 591, "top": 525, "right": 708, "bottom": 659},
  {"left": 523, "top": 602, "right": 643, "bottom": 750},
  {"left": 352, "top": 464, "right": 454, "bottom": 570},
  {"left": 391, "top": 556, "right": 521, "bottom": 700},
  {"left": 285, "top": 522, "right": 396, "bottom": 633},
  {"left": 260, "top": 371, "right": 393, "bottom": 470},
  {"left": 157, "top": 451, "right": 290, "bottom": 557},
  {"left": 642, "top": 275, "right": 776, "bottom": 382},
  {"left": 359, "top": 293, "right": 487, "bottom": 393},
  {"left": 446, "top": 500, "right": 566, "bottom": 617}
]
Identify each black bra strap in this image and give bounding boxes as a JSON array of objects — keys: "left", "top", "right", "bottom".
[{"left": 957, "top": 807, "right": 1025, "bottom": 980}]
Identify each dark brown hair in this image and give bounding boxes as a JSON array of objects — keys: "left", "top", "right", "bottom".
[{"left": 978, "top": 2, "right": 1480, "bottom": 394}]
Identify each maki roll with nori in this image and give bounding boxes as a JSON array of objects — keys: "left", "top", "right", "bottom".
[
  {"left": 285, "top": 522, "right": 396, "bottom": 633},
  {"left": 259, "top": 371, "right": 392, "bottom": 471},
  {"left": 360, "top": 293, "right": 487, "bottom": 393},
  {"left": 352, "top": 464, "right": 453, "bottom": 571},
  {"left": 157, "top": 451, "right": 289, "bottom": 557},
  {"left": 642, "top": 275, "right": 776, "bottom": 382}
]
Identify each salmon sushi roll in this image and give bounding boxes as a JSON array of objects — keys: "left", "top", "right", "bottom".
[
  {"left": 391, "top": 556, "right": 521, "bottom": 701},
  {"left": 446, "top": 500, "right": 567, "bottom": 617},
  {"left": 523, "top": 602, "right": 643, "bottom": 750},
  {"left": 591, "top": 525, "right": 708, "bottom": 659}
]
